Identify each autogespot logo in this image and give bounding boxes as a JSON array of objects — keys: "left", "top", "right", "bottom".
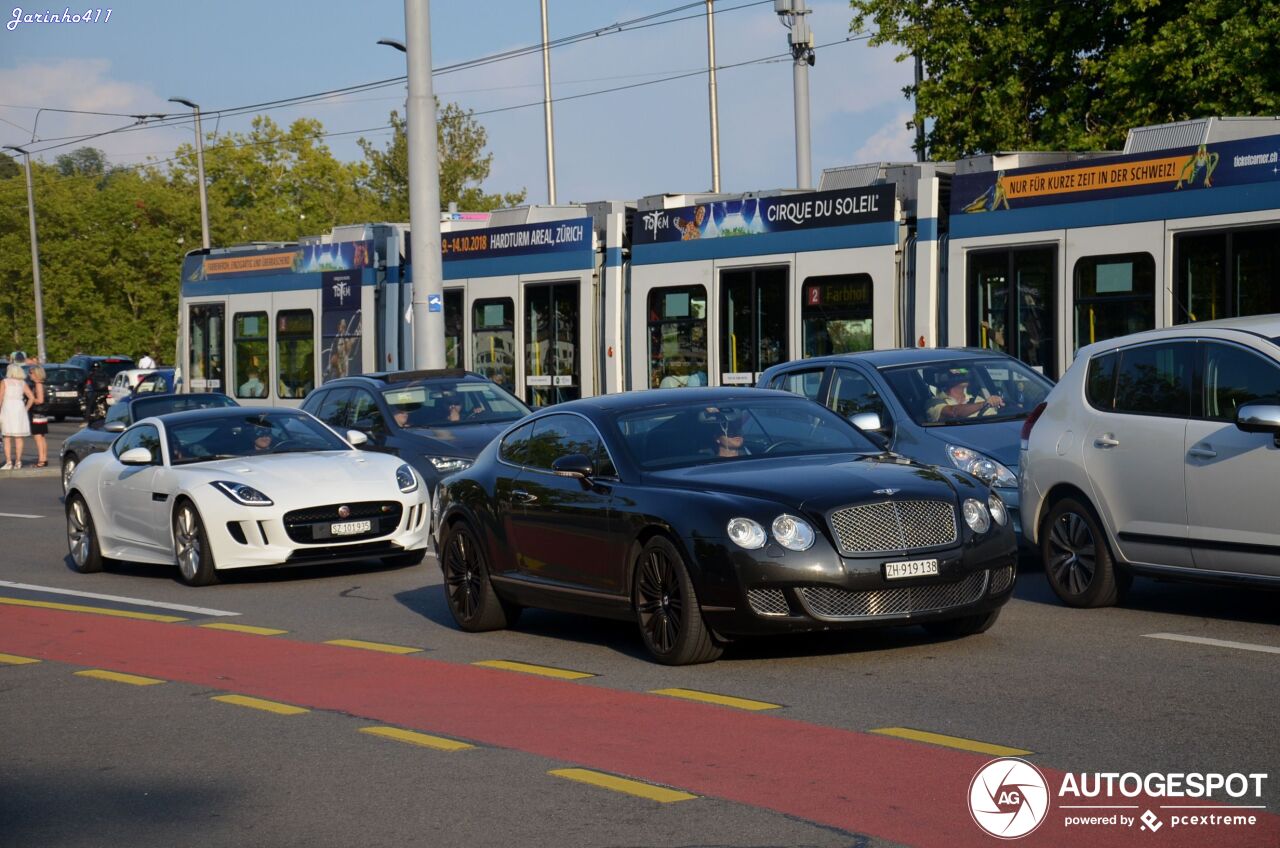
[{"left": 969, "top": 758, "right": 1051, "bottom": 839}]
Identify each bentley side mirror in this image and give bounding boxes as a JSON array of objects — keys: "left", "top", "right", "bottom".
[
  {"left": 104, "top": 420, "right": 127, "bottom": 433},
  {"left": 346, "top": 430, "right": 369, "bottom": 447},
  {"left": 1236, "top": 403, "right": 1280, "bottom": 445},
  {"left": 551, "top": 453, "right": 594, "bottom": 479},
  {"left": 119, "top": 447, "right": 153, "bottom": 466}
]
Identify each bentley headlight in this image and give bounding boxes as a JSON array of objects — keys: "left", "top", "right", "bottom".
[
  {"left": 727, "top": 517, "right": 766, "bottom": 550},
  {"left": 988, "top": 493, "right": 1008, "bottom": 527},
  {"left": 427, "top": 456, "right": 473, "bottom": 474},
  {"left": 212, "top": 480, "right": 274, "bottom": 507},
  {"left": 946, "top": 444, "right": 1018, "bottom": 488},
  {"left": 396, "top": 464, "right": 419, "bottom": 493},
  {"left": 771, "top": 514, "right": 815, "bottom": 551},
  {"left": 962, "top": 498, "right": 991, "bottom": 534}
]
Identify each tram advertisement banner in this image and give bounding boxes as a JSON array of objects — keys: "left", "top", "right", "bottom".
[
  {"left": 322, "top": 270, "right": 362, "bottom": 381},
  {"left": 428, "top": 217, "right": 593, "bottom": 263},
  {"left": 953, "top": 133, "right": 1280, "bottom": 214},
  {"left": 183, "top": 240, "right": 372, "bottom": 282},
  {"left": 632, "top": 185, "right": 895, "bottom": 245}
]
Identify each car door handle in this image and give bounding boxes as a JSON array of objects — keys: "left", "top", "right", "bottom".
[
  {"left": 1188, "top": 445, "right": 1217, "bottom": 459},
  {"left": 1093, "top": 435, "right": 1120, "bottom": 448},
  {"left": 511, "top": 489, "right": 537, "bottom": 504}
]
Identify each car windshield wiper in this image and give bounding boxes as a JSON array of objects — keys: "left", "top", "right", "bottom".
[{"left": 171, "top": 453, "right": 241, "bottom": 465}]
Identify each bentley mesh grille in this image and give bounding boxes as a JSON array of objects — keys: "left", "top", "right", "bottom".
[
  {"left": 797, "top": 570, "right": 987, "bottom": 619},
  {"left": 989, "top": 565, "right": 1015, "bottom": 595},
  {"left": 747, "top": 588, "right": 790, "bottom": 617},
  {"left": 828, "top": 500, "right": 957, "bottom": 554}
]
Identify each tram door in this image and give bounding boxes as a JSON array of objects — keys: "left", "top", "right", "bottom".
[
  {"left": 187, "top": 302, "right": 226, "bottom": 394},
  {"left": 525, "top": 281, "right": 580, "bottom": 407},
  {"left": 719, "top": 266, "right": 788, "bottom": 385},
  {"left": 968, "top": 246, "right": 1057, "bottom": 375},
  {"left": 443, "top": 288, "right": 464, "bottom": 369}
]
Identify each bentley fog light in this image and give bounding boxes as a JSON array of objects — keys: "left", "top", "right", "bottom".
[
  {"left": 771, "top": 514, "right": 815, "bottom": 551},
  {"left": 727, "top": 517, "right": 767, "bottom": 550},
  {"left": 988, "top": 493, "right": 1008, "bottom": 527},
  {"left": 962, "top": 498, "right": 991, "bottom": 534}
]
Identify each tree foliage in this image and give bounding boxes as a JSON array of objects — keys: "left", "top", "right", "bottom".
[{"left": 849, "top": 0, "right": 1280, "bottom": 158}]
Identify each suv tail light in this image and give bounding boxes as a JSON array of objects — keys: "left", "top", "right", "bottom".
[{"left": 1020, "top": 401, "right": 1047, "bottom": 450}]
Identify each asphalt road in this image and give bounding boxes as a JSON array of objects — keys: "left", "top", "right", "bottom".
[{"left": 1, "top": 471, "right": 1277, "bottom": 847}]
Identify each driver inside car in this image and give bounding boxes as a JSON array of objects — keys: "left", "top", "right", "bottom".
[
  {"left": 712, "top": 415, "right": 750, "bottom": 458},
  {"left": 926, "top": 369, "right": 1006, "bottom": 422}
]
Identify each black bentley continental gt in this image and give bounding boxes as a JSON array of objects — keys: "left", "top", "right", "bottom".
[{"left": 433, "top": 388, "right": 1017, "bottom": 665}]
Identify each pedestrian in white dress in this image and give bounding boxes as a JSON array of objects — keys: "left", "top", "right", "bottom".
[{"left": 2, "top": 362, "right": 34, "bottom": 470}]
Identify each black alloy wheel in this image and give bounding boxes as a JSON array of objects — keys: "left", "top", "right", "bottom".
[
  {"left": 1042, "top": 497, "right": 1127, "bottom": 608},
  {"left": 633, "top": 536, "right": 722, "bottom": 665},
  {"left": 441, "top": 522, "right": 518, "bottom": 631}
]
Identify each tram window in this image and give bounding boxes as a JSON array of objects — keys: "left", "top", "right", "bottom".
[
  {"left": 967, "top": 247, "right": 1056, "bottom": 375},
  {"left": 233, "top": 312, "right": 270, "bottom": 399},
  {"left": 276, "top": 310, "right": 315, "bottom": 399},
  {"left": 720, "top": 266, "right": 788, "bottom": 384},
  {"left": 1233, "top": 229, "right": 1280, "bottom": 317},
  {"left": 801, "top": 274, "right": 873, "bottom": 356},
  {"left": 525, "top": 282, "right": 580, "bottom": 407},
  {"left": 1174, "top": 226, "right": 1280, "bottom": 324},
  {"left": 444, "top": 289, "right": 464, "bottom": 369},
  {"left": 187, "top": 303, "right": 225, "bottom": 394},
  {"left": 1073, "top": 254, "right": 1154, "bottom": 353},
  {"left": 1176, "top": 233, "right": 1226, "bottom": 323},
  {"left": 647, "top": 285, "right": 707, "bottom": 389},
  {"left": 472, "top": 298, "right": 515, "bottom": 391}
]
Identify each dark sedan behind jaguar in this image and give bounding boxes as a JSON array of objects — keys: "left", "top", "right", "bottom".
[{"left": 434, "top": 388, "right": 1017, "bottom": 665}]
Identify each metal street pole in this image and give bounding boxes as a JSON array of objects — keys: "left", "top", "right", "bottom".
[
  {"left": 403, "top": 0, "right": 445, "bottom": 369},
  {"left": 705, "top": 0, "right": 721, "bottom": 192},
  {"left": 169, "top": 98, "right": 210, "bottom": 249},
  {"left": 540, "top": 0, "right": 557, "bottom": 204},
  {"left": 914, "top": 52, "right": 926, "bottom": 162},
  {"left": 777, "top": 0, "right": 814, "bottom": 189},
  {"left": 3, "top": 144, "right": 46, "bottom": 362}
]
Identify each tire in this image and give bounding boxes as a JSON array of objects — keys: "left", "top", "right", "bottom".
[
  {"left": 632, "top": 536, "right": 723, "bottom": 666},
  {"left": 924, "top": 609, "right": 1001, "bottom": 638},
  {"left": 1042, "top": 497, "right": 1123, "bottom": 608},
  {"left": 61, "top": 455, "right": 77, "bottom": 497},
  {"left": 383, "top": 548, "right": 427, "bottom": 567},
  {"left": 173, "top": 501, "right": 219, "bottom": 587},
  {"left": 65, "top": 493, "right": 104, "bottom": 574},
  {"left": 440, "top": 521, "right": 518, "bottom": 631}
]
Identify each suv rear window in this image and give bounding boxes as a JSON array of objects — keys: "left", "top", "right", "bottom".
[{"left": 1085, "top": 352, "right": 1117, "bottom": 410}]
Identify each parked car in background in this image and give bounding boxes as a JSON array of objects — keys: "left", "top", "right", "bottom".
[
  {"left": 1021, "top": 316, "right": 1280, "bottom": 608},
  {"left": 68, "top": 355, "right": 134, "bottom": 419},
  {"left": 434, "top": 388, "right": 1017, "bottom": 665},
  {"left": 60, "top": 393, "right": 238, "bottom": 495},
  {"left": 301, "top": 369, "right": 531, "bottom": 495},
  {"left": 107, "top": 368, "right": 156, "bottom": 406},
  {"left": 135, "top": 369, "right": 178, "bottom": 395},
  {"left": 28, "top": 363, "right": 86, "bottom": 421},
  {"left": 64, "top": 407, "right": 431, "bottom": 586},
  {"left": 761, "top": 349, "right": 1053, "bottom": 543}
]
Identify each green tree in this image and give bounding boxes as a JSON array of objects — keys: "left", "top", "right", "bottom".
[
  {"left": 850, "top": 0, "right": 1280, "bottom": 158},
  {"left": 359, "top": 105, "right": 526, "bottom": 220},
  {"left": 55, "top": 147, "right": 108, "bottom": 178}
]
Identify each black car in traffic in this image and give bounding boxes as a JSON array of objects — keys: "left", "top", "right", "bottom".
[
  {"left": 434, "top": 388, "right": 1017, "bottom": 665},
  {"left": 30, "top": 363, "right": 86, "bottom": 420},
  {"left": 301, "top": 369, "right": 531, "bottom": 494},
  {"left": 67, "top": 355, "right": 134, "bottom": 419}
]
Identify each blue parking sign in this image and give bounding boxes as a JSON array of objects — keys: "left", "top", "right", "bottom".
[{"left": 427, "top": 293, "right": 442, "bottom": 313}]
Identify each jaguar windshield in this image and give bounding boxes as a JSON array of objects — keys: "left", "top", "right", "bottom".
[
  {"left": 166, "top": 412, "right": 348, "bottom": 464},
  {"left": 880, "top": 357, "right": 1053, "bottom": 426}
]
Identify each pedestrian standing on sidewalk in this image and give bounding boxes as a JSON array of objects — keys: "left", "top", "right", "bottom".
[
  {"left": 2, "top": 362, "right": 34, "bottom": 470},
  {"left": 27, "top": 364, "right": 49, "bottom": 467},
  {"left": 138, "top": 352, "right": 156, "bottom": 369}
]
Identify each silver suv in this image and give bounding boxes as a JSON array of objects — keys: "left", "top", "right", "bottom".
[{"left": 1020, "top": 316, "right": 1280, "bottom": 607}]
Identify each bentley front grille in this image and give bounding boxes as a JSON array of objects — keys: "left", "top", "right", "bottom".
[
  {"left": 797, "top": 570, "right": 988, "bottom": 620},
  {"left": 828, "top": 500, "right": 957, "bottom": 555},
  {"left": 747, "top": 588, "right": 790, "bottom": 617},
  {"left": 989, "top": 565, "right": 1016, "bottom": 595}
]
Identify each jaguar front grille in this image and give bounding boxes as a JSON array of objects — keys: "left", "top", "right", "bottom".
[{"left": 828, "top": 500, "right": 957, "bottom": 555}]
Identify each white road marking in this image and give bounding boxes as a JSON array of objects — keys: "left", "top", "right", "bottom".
[
  {"left": 0, "top": 512, "right": 43, "bottom": 519},
  {"left": 0, "top": 581, "right": 241, "bottom": 617},
  {"left": 1145, "top": 633, "right": 1280, "bottom": 656}
]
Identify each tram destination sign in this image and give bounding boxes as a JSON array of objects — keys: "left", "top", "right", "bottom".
[
  {"left": 633, "top": 185, "right": 894, "bottom": 246},
  {"left": 953, "top": 132, "right": 1280, "bottom": 215},
  {"left": 433, "top": 217, "right": 593, "bottom": 263}
]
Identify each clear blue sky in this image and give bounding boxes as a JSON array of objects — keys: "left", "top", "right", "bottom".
[{"left": 1, "top": 0, "right": 915, "bottom": 204}]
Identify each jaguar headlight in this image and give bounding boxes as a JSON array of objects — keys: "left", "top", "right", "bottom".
[
  {"left": 727, "top": 517, "right": 766, "bottom": 550},
  {"left": 962, "top": 498, "right": 991, "bottom": 534},
  {"left": 211, "top": 480, "right": 273, "bottom": 507},
  {"left": 396, "top": 464, "right": 418, "bottom": 493},
  {"left": 946, "top": 444, "right": 1018, "bottom": 488},
  {"left": 771, "top": 514, "right": 815, "bottom": 551},
  {"left": 427, "top": 456, "right": 473, "bottom": 474},
  {"left": 987, "top": 493, "right": 1008, "bottom": 527}
]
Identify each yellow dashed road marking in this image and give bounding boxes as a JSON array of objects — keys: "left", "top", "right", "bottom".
[
  {"left": 649, "top": 687, "right": 781, "bottom": 711},
  {"left": 212, "top": 694, "right": 309, "bottom": 715},
  {"left": 200, "top": 622, "right": 288, "bottom": 636},
  {"left": 75, "top": 669, "right": 165, "bottom": 686},
  {"left": 549, "top": 768, "right": 697, "bottom": 803},
  {"left": 0, "top": 596, "right": 185, "bottom": 622},
  {"left": 0, "top": 652, "right": 40, "bottom": 665},
  {"left": 871, "top": 727, "right": 1032, "bottom": 757},
  {"left": 473, "top": 659, "right": 594, "bottom": 680},
  {"left": 359, "top": 726, "right": 474, "bottom": 751},
  {"left": 324, "top": 638, "right": 421, "bottom": 655}
]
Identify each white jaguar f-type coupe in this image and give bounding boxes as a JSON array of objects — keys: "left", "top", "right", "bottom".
[{"left": 65, "top": 406, "right": 431, "bottom": 586}]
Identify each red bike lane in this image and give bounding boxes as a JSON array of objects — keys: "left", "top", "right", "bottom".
[{"left": 3, "top": 605, "right": 1275, "bottom": 848}]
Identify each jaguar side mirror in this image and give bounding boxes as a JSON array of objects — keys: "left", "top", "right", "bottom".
[
  {"left": 119, "top": 447, "right": 153, "bottom": 466},
  {"left": 551, "top": 453, "right": 594, "bottom": 479}
]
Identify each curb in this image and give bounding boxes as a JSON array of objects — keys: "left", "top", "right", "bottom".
[{"left": 0, "top": 467, "right": 61, "bottom": 480}]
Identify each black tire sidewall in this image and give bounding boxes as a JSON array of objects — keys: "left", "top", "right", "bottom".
[
  {"left": 66, "top": 493, "right": 103, "bottom": 573},
  {"left": 632, "top": 537, "right": 721, "bottom": 666},
  {"left": 440, "top": 522, "right": 509, "bottom": 631},
  {"left": 1042, "top": 498, "right": 1119, "bottom": 608},
  {"left": 174, "top": 502, "right": 218, "bottom": 587}
]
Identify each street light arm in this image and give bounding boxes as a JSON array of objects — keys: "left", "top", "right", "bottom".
[
  {"left": 377, "top": 38, "right": 407, "bottom": 53},
  {"left": 168, "top": 97, "right": 200, "bottom": 110}
]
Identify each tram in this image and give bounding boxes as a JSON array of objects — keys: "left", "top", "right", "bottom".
[{"left": 177, "top": 115, "right": 1280, "bottom": 404}]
